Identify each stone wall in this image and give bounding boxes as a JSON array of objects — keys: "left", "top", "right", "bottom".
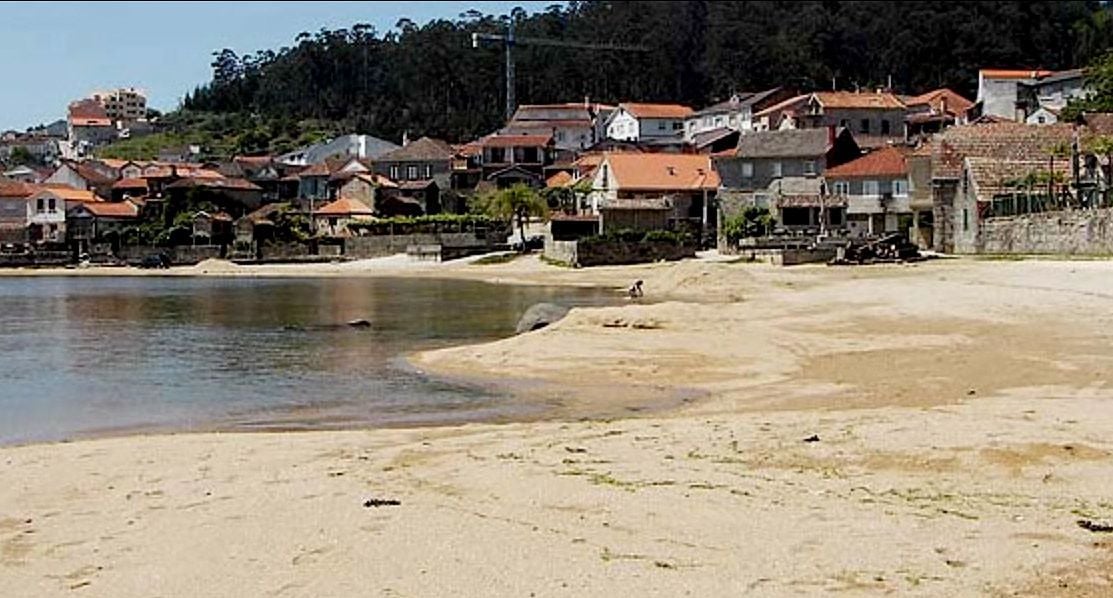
[
  {"left": 118, "top": 245, "right": 222, "bottom": 265},
  {"left": 543, "top": 238, "right": 578, "bottom": 266},
  {"left": 981, "top": 208, "right": 1113, "bottom": 255},
  {"left": 545, "top": 238, "right": 695, "bottom": 268},
  {"left": 345, "top": 232, "right": 497, "bottom": 260}
]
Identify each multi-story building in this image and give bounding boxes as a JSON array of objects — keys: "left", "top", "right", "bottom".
[{"left": 90, "top": 88, "right": 148, "bottom": 122}]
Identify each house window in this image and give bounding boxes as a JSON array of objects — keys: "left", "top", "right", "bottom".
[
  {"left": 741, "top": 161, "right": 754, "bottom": 178},
  {"left": 390, "top": 165, "right": 399, "bottom": 180},
  {"left": 658, "top": 121, "right": 666, "bottom": 131},
  {"left": 832, "top": 181, "right": 850, "bottom": 195},
  {"left": 407, "top": 165, "right": 418, "bottom": 180},
  {"left": 863, "top": 180, "right": 880, "bottom": 196},
  {"left": 424, "top": 165, "right": 432, "bottom": 179},
  {"left": 860, "top": 119, "right": 871, "bottom": 134},
  {"left": 715, "top": 117, "right": 724, "bottom": 127},
  {"left": 36, "top": 198, "right": 44, "bottom": 212},
  {"left": 673, "top": 122, "right": 683, "bottom": 130},
  {"left": 48, "top": 198, "right": 56, "bottom": 212},
  {"left": 772, "top": 161, "right": 782, "bottom": 178},
  {"left": 601, "top": 164, "right": 609, "bottom": 187},
  {"left": 881, "top": 120, "right": 891, "bottom": 135},
  {"left": 892, "top": 179, "right": 908, "bottom": 196},
  {"left": 728, "top": 115, "right": 737, "bottom": 126},
  {"left": 1038, "top": 116, "right": 1046, "bottom": 124},
  {"left": 554, "top": 130, "right": 564, "bottom": 142},
  {"left": 803, "top": 161, "right": 816, "bottom": 176},
  {"left": 963, "top": 209, "right": 969, "bottom": 231}
]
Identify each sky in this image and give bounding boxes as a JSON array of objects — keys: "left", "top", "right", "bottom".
[{"left": 0, "top": 1, "right": 556, "bottom": 131}]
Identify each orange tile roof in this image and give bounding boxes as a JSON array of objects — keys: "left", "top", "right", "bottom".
[
  {"left": 620, "top": 103, "right": 694, "bottom": 119},
  {"left": 824, "top": 146, "right": 909, "bottom": 178},
  {"left": 546, "top": 171, "right": 573, "bottom": 188},
  {"left": 78, "top": 201, "right": 140, "bottom": 218},
  {"left": 97, "top": 159, "right": 133, "bottom": 170},
  {"left": 0, "top": 180, "right": 39, "bottom": 198},
  {"left": 812, "top": 91, "right": 905, "bottom": 110},
  {"left": 71, "top": 117, "right": 112, "bottom": 127},
  {"left": 602, "top": 152, "right": 719, "bottom": 191},
  {"left": 34, "top": 187, "right": 100, "bottom": 203},
  {"left": 112, "top": 177, "right": 148, "bottom": 189},
  {"left": 315, "top": 197, "right": 374, "bottom": 216},
  {"left": 903, "top": 88, "right": 974, "bottom": 114},
  {"left": 980, "top": 69, "right": 1053, "bottom": 80}
]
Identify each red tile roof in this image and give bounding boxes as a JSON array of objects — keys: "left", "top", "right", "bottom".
[
  {"left": 546, "top": 171, "right": 574, "bottom": 188},
  {"left": 620, "top": 103, "right": 694, "bottom": 119},
  {"left": 932, "top": 122, "right": 1074, "bottom": 180},
  {"left": 824, "top": 146, "right": 908, "bottom": 178},
  {"left": 0, "top": 180, "right": 39, "bottom": 198},
  {"left": 812, "top": 91, "right": 905, "bottom": 110},
  {"left": 602, "top": 152, "right": 719, "bottom": 191},
  {"left": 315, "top": 197, "right": 374, "bottom": 216},
  {"left": 112, "top": 177, "right": 148, "bottom": 189},
  {"left": 980, "top": 69, "right": 1053, "bottom": 80},
  {"left": 903, "top": 88, "right": 974, "bottom": 115},
  {"left": 351, "top": 172, "right": 398, "bottom": 188},
  {"left": 299, "top": 162, "right": 333, "bottom": 177},
  {"left": 753, "top": 94, "right": 808, "bottom": 118},
  {"left": 77, "top": 201, "right": 140, "bottom": 218}
]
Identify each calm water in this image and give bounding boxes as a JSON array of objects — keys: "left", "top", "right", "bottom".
[{"left": 0, "top": 276, "right": 616, "bottom": 445}]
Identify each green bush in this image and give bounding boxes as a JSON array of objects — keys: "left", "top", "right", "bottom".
[
  {"left": 722, "top": 206, "right": 776, "bottom": 244},
  {"left": 579, "top": 229, "right": 690, "bottom": 248}
]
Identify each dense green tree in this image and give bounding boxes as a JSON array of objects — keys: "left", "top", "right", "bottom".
[{"left": 161, "top": 1, "right": 1113, "bottom": 147}]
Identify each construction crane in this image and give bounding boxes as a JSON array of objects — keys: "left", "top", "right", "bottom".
[{"left": 471, "top": 22, "right": 649, "bottom": 121}]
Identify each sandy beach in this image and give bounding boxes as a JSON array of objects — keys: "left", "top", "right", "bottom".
[{"left": 3, "top": 255, "right": 1113, "bottom": 596}]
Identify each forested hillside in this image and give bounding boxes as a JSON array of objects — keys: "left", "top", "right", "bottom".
[{"left": 166, "top": 1, "right": 1113, "bottom": 151}]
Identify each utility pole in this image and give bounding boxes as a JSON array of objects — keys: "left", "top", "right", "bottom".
[{"left": 472, "top": 23, "right": 648, "bottom": 122}]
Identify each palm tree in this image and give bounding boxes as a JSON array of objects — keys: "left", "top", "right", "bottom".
[{"left": 478, "top": 183, "right": 548, "bottom": 250}]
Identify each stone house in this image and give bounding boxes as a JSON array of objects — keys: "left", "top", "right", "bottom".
[
  {"left": 588, "top": 152, "right": 719, "bottom": 237},
  {"left": 798, "top": 91, "right": 909, "bottom": 148},
  {"left": 476, "top": 133, "right": 555, "bottom": 188},
  {"left": 715, "top": 127, "right": 861, "bottom": 192},
  {"left": 372, "top": 136, "right": 454, "bottom": 211},
  {"left": 313, "top": 197, "right": 375, "bottom": 237},
  {"left": 67, "top": 199, "right": 142, "bottom": 254},
  {"left": 903, "top": 88, "right": 974, "bottom": 137},
  {"left": 929, "top": 122, "right": 1074, "bottom": 253}
]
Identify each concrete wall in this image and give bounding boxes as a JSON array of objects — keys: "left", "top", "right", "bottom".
[
  {"left": 345, "top": 231, "right": 496, "bottom": 260},
  {"left": 543, "top": 238, "right": 578, "bottom": 266},
  {"left": 118, "top": 245, "right": 222, "bottom": 265},
  {"left": 980, "top": 208, "right": 1113, "bottom": 255},
  {"left": 548, "top": 238, "right": 695, "bottom": 268},
  {"left": 717, "top": 157, "right": 822, "bottom": 190}
]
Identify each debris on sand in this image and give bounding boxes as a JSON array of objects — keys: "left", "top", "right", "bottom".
[
  {"left": 803, "top": 435, "right": 820, "bottom": 443},
  {"left": 1077, "top": 519, "right": 1113, "bottom": 533},
  {"left": 363, "top": 498, "right": 402, "bottom": 508}
]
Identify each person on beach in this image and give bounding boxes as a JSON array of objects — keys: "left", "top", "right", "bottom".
[{"left": 628, "top": 280, "right": 644, "bottom": 299}]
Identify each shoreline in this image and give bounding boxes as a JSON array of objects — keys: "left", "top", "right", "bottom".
[{"left": 4, "top": 257, "right": 1113, "bottom": 595}]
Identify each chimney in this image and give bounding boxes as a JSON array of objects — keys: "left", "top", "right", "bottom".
[
  {"left": 584, "top": 95, "right": 590, "bottom": 108},
  {"left": 940, "top": 95, "right": 948, "bottom": 116},
  {"left": 827, "top": 125, "right": 836, "bottom": 147},
  {"left": 666, "top": 166, "right": 676, "bottom": 176},
  {"left": 402, "top": 131, "right": 410, "bottom": 147}
]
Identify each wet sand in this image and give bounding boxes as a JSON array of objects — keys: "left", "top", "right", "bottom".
[{"left": 2, "top": 256, "right": 1113, "bottom": 596}]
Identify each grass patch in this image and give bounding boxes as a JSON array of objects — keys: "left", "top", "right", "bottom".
[{"left": 540, "top": 254, "right": 575, "bottom": 268}]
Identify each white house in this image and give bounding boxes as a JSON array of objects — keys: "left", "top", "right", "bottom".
[
  {"left": 975, "top": 68, "right": 1089, "bottom": 122},
  {"left": 25, "top": 189, "right": 71, "bottom": 243},
  {"left": 278, "top": 134, "right": 400, "bottom": 166},
  {"left": 684, "top": 88, "right": 788, "bottom": 140},
  {"left": 605, "top": 103, "right": 694, "bottom": 142},
  {"left": 1026, "top": 106, "right": 1060, "bottom": 125}
]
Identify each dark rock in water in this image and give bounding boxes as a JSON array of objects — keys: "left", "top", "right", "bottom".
[
  {"left": 516, "top": 303, "right": 570, "bottom": 334},
  {"left": 347, "top": 319, "right": 372, "bottom": 328}
]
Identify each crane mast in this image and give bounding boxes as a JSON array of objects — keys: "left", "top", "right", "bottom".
[{"left": 472, "top": 23, "right": 648, "bottom": 121}]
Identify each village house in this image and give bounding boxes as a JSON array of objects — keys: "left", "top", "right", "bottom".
[
  {"left": 67, "top": 199, "right": 142, "bottom": 255},
  {"left": 277, "top": 134, "right": 399, "bottom": 167},
  {"left": 476, "top": 133, "right": 555, "bottom": 189},
  {"left": 502, "top": 103, "right": 614, "bottom": 151},
  {"left": 313, "top": 197, "right": 375, "bottom": 237},
  {"left": 797, "top": 91, "right": 909, "bottom": 148},
  {"left": 110, "top": 177, "right": 149, "bottom": 201},
  {"left": 902, "top": 88, "right": 975, "bottom": 137},
  {"left": 191, "top": 211, "right": 234, "bottom": 246},
  {"left": 336, "top": 172, "right": 430, "bottom": 217},
  {"left": 88, "top": 87, "right": 148, "bottom": 122},
  {"left": 220, "top": 156, "right": 284, "bottom": 202},
  {"left": 67, "top": 99, "right": 117, "bottom": 152},
  {"left": 972, "top": 68, "right": 1089, "bottom": 122},
  {"left": 751, "top": 95, "right": 810, "bottom": 131},
  {"left": 823, "top": 146, "right": 912, "bottom": 238},
  {"left": 715, "top": 127, "right": 861, "bottom": 234},
  {"left": 2, "top": 165, "right": 50, "bottom": 184},
  {"left": 929, "top": 121, "right": 1074, "bottom": 253},
  {"left": 372, "top": 136, "right": 455, "bottom": 211},
  {"left": 164, "top": 177, "right": 264, "bottom": 217},
  {"left": 604, "top": 103, "right": 694, "bottom": 142},
  {"left": 23, "top": 186, "right": 101, "bottom": 245},
  {"left": 0, "top": 134, "right": 60, "bottom": 165},
  {"left": 588, "top": 152, "right": 719, "bottom": 237},
  {"left": 46, "top": 160, "right": 115, "bottom": 198},
  {"left": 684, "top": 87, "right": 792, "bottom": 140},
  {"left": 0, "top": 180, "right": 41, "bottom": 244}
]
